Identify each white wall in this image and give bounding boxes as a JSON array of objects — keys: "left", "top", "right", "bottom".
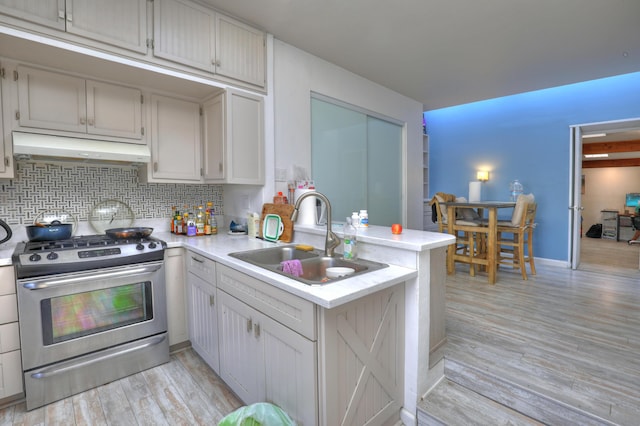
[
  {"left": 581, "top": 166, "right": 640, "bottom": 229},
  {"left": 273, "top": 40, "right": 425, "bottom": 229}
]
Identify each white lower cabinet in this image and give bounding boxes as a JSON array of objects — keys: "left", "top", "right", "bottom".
[
  {"left": 164, "top": 248, "right": 188, "bottom": 347},
  {"left": 217, "top": 264, "right": 317, "bottom": 426},
  {"left": 186, "top": 251, "right": 219, "bottom": 372},
  {"left": 0, "top": 266, "right": 22, "bottom": 398}
]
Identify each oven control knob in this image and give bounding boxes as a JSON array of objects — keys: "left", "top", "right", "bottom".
[
  {"left": 148, "top": 242, "right": 157, "bottom": 249},
  {"left": 29, "top": 253, "right": 41, "bottom": 262},
  {"left": 47, "top": 252, "right": 59, "bottom": 260},
  {"left": 136, "top": 243, "right": 145, "bottom": 250}
]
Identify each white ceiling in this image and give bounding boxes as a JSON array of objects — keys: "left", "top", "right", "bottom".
[{"left": 201, "top": 0, "right": 640, "bottom": 111}]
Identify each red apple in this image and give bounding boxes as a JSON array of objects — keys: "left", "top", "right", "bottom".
[{"left": 391, "top": 224, "right": 402, "bottom": 234}]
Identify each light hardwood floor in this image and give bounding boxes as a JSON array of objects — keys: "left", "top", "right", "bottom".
[
  {"left": 579, "top": 235, "right": 640, "bottom": 273},
  {"left": 441, "top": 254, "right": 640, "bottom": 425},
  {"left": 0, "top": 348, "right": 242, "bottom": 425}
]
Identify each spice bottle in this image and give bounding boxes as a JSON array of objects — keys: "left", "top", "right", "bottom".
[{"left": 359, "top": 210, "right": 369, "bottom": 228}]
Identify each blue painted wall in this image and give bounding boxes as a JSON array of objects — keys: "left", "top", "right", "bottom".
[{"left": 424, "top": 72, "right": 640, "bottom": 261}]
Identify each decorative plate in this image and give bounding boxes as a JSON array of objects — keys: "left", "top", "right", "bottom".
[{"left": 89, "top": 199, "right": 135, "bottom": 234}]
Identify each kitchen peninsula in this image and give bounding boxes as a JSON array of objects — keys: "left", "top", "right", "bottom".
[{"left": 157, "top": 223, "right": 454, "bottom": 426}]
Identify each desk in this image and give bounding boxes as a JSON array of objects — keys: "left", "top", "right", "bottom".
[{"left": 444, "top": 201, "right": 516, "bottom": 284}]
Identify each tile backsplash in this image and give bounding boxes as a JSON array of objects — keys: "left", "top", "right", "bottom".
[{"left": 0, "top": 161, "right": 223, "bottom": 226}]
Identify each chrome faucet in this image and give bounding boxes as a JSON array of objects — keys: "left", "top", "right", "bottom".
[{"left": 291, "top": 191, "right": 340, "bottom": 257}]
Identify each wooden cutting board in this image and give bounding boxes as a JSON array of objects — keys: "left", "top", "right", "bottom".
[{"left": 260, "top": 203, "right": 295, "bottom": 242}]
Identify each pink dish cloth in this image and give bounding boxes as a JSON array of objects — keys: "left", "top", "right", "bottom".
[{"left": 281, "top": 259, "right": 303, "bottom": 277}]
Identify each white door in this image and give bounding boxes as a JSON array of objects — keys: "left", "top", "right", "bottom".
[
  {"left": 0, "top": 0, "right": 64, "bottom": 29},
  {"left": 86, "top": 81, "right": 143, "bottom": 140},
  {"left": 569, "top": 126, "right": 583, "bottom": 269},
  {"left": 17, "top": 66, "right": 86, "bottom": 134},
  {"left": 153, "top": 0, "right": 215, "bottom": 72},
  {"left": 149, "top": 95, "right": 201, "bottom": 181},
  {"left": 65, "top": 0, "right": 148, "bottom": 53},
  {"left": 202, "top": 93, "right": 225, "bottom": 181},
  {"left": 187, "top": 272, "right": 219, "bottom": 372},
  {"left": 215, "top": 14, "right": 265, "bottom": 87},
  {"left": 217, "top": 290, "right": 263, "bottom": 404}
]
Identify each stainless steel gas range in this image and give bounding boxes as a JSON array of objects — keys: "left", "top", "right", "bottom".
[{"left": 13, "top": 235, "right": 169, "bottom": 410}]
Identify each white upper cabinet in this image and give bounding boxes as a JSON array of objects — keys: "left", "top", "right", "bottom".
[
  {"left": 0, "top": 0, "right": 64, "bottom": 30},
  {"left": 153, "top": 0, "right": 266, "bottom": 88},
  {"left": 0, "top": 0, "right": 148, "bottom": 53},
  {"left": 153, "top": 0, "right": 215, "bottom": 72},
  {"left": 215, "top": 14, "right": 265, "bottom": 88},
  {"left": 147, "top": 94, "right": 202, "bottom": 182},
  {"left": 0, "top": 65, "right": 13, "bottom": 178},
  {"left": 16, "top": 65, "right": 143, "bottom": 141},
  {"left": 203, "top": 89, "right": 264, "bottom": 184},
  {"left": 64, "top": 0, "right": 148, "bottom": 54}
]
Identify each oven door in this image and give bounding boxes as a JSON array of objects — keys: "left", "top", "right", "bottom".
[{"left": 17, "top": 261, "right": 167, "bottom": 371}]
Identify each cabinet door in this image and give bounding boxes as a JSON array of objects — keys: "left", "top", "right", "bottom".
[
  {"left": 65, "top": 0, "right": 147, "bottom": 54},
  {"left": 202, "top": 93, "right": 224, "bottom": 181},
  {"left": 86, "top": 80, "right": 143, "bottom": 140},
  {"left": 0, "top": 72, "right": 13, "bottom": 178},
  {"left": 226, "top": 89, "right": 264, "bottom": 184},
  {"left": 165, "top": 248, "right": 188, "bottom": 347},
  {"left": 203, "top": 89, "right": 264, "bottom": 184},
  {"left": 0, "top": 0, "right": 64, "bottom": 30},
  {"left": 153, "top": 0, "right": 215, "bottom": 72},
  {"left": 215, "top": 14, "right": 265, "bottom": 88},
  {"left": 261, "top": 310, "right": 317, "bottom": 426},
  {"left": 149, "top": 94, "right": 201, "bottom": 182},
  {"left": 218, "top": 290, "right": 263, "bottom": 404},
  {"left": 17, "top": 65, "right": 86, "bottom": 133},
  {"left": 187, "top": 272, "right": 220, "bottom": 373}
]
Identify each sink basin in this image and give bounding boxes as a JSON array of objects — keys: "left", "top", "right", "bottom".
[
  {"left": 229, "top": 245, "right": 321, "bottom": 264},
  {"left": 228, "top": 245, "right": 388, "bottom": 285}
]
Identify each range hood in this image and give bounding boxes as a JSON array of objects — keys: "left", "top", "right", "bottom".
[{"left": 12, "top": 132, "right": 151, "bottom": 165}]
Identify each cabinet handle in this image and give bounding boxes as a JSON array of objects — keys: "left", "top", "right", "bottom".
[
  {"left": 4, "top": 156, "right": 10, "bottom": 167},
  {"left": 254, "top": 323, "right": 261, "bottom": 338},
  {"left": 66, "top": 12, "right": 73, "bottom": 23},
  {"left": 191, "top": 256, "right": 204, "bottom": 263},
  {"left": 58, "top": 10, "right": 65, "bottom": 20},
  {"left": 219, "top": 162, "right": 223, "bottom": 173},
  {"left": 212, "top": 59, "right": 221, "bottom": 67},
  {"left": 88, "top": 118, "right": 95, "bottom": 126},
  {"left": 246, "top": 318, "right": 253, "bottom": 333},
  {"left": 153, "top": 162, "right": 158, "bottom": 172},
  {"left": 80, "top": 117, "right": 86, "bottom": 125},
  {"left": 209, "top": 295, "right": 215, "bottom": 306}
]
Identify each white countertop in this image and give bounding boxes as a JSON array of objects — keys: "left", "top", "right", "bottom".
[{"left": 1, "top": 223, "right": 454, "bottom": 309}]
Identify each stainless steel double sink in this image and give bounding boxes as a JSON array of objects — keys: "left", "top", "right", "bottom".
[{"left": 228, "top": 245, "right": 388, "bottom": 285}]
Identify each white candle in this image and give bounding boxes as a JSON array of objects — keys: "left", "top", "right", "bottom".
[{"left": 469, "top": 181, "right": 481, "bottom": 202}]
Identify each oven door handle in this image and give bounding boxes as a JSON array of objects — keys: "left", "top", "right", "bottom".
[
  {"left": 22, "top": 263, "right": 163, "bottom": 290},
  {"left": 30, "top": 334, "right": 167, "bottom": 379}
]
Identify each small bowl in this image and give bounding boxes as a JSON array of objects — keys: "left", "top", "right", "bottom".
[{"left": 326, "top": 267, "right": 355, "bottom": 278}]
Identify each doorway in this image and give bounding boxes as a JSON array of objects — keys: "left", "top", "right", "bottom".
[{"left": 569, "top": 117, "right": 640, "bottom": 273}]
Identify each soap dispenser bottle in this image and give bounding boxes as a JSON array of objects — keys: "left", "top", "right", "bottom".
[{"left": 343, "top": 217, "right": 358, "bottom": 260}]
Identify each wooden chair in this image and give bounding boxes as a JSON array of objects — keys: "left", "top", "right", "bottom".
[
  {"left": 496, "top": 202, "right": 537, "bottom": 280},
  {"left": 430, "top": 195, "right": 481, "bottom": 274}
]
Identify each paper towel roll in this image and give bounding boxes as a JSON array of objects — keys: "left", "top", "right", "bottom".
[
  {"left": 294, "top": 188, "right": 317, "bottom": 225},
  {"left": 469, "top": 181, "right": 481, "bottom": 202}
]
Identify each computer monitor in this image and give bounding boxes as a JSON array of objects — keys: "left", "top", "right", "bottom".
[{"left": 625, "top": 193, "right": 640, "bottom": 208}]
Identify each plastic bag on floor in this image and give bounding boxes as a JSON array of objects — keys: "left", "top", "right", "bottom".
[{"left": 218, "top": 402, "right": 296, "bottom": 426}]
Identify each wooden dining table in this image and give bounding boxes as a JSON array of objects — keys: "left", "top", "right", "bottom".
[{"left": 443, "top": 201, "right": 516, "bottom": 284}]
